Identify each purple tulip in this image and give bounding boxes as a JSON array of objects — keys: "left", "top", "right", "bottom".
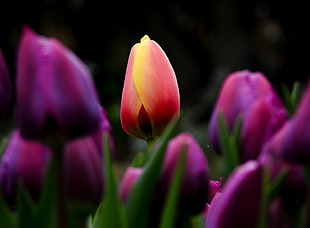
[
  {"left": 208, "top": 179, "right": 222, "bottom": 204},
  {"left": 0, "top": 130, "right": 52, "bottom": 206},
  {"left": 206, "top": 160, "right": 263, "bottom": 228},
  {"left": 64, "top": 135, "right": 104, "bottom": 205},
  {"left": 241, "top": 93, "right": 287, "bottom": 161},
  {"left": 0, "top": 50, "right": 13, "bottom": 121},
  {"left": 16, "top": 26, "right": 101, "bottom": 142},
  {"left": 208, "top": 70, "right": 287, "bottom": 162},
  {"left": 119, "top": 167, "right": 143, "bottom": 203},
  {"left": 281, "top": 80, "right": 310, "bottom": 164},
  {"left": 259, "top": 123, "right": 308, "bottom": 210},
  {"left": 159, "top": 132, "right": 209, "bottom": 216}
]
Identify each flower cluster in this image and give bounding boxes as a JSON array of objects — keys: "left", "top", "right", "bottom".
[{"left": 0, "top": 26, "right": 309, "bottom": 228}]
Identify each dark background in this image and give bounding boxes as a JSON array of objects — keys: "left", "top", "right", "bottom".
[{"left": 1, "top": 0, "right": 310, "bottom": 169}]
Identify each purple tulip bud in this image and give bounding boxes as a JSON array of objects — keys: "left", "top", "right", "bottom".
[
  {"left": 281, "top": 81, "right": 310, "bottom": 164},
  {"left": 208, "top": 179, "right": 222, "bottom": 203},
  {"left": 64, "top": 135, "right": 104, "bottom": 205},
  {"left": 206, "top": 161, "right": 263, "bottom": 228},
  {"left": 16, "top": 26, "right": 101, "bottom": 142},
  {"left": 241, "top": 93, "right": 287, "bottom": 161},
  {"left": 159, "top": 133, "right": 209, "bottom": 216},
  {"left": 208, "top": 70, "right": 287, "bottom": 161},
  {"left": 0, "top": 50, "right": 13, "bottom": 121},
  {"left": 0, "top": 130, "right": 51, "bottom": 207},
  {"left": 119, "top": 167, "right": 143, "bottom": 203},
  {"left": 259, "top": 123, "right": 308, "bottom": 209}
]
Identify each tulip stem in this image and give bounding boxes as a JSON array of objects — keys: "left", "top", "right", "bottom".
[
  {"left": 146, "top": 138, "right": 156, "bottom": 157},
  {"left": 49, "top": 140, "right": 67, "bottom": 228}
]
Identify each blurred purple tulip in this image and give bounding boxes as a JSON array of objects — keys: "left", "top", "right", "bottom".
[
  {"left": 281, "top": 80, "right": 310, "bottom": 164},
  {"left": 208, "top": 179, "right": 222, "bottom": 204},
  {"left": 0, "top": 50, "right": 13, "bottom": 121},
  {"left": 0, "top": 130, "right": 51, "bottom": 206},
  {"left": 16, "top": 26, "right": 101, "bottom": 142},
  {"left": 119, "top": 167, "right": 143, "bottom": 203},
  {"left": 64, "top": 136, "right": 104, "bottom": 205},
  {"left": 259, "top": 123, "right": 308, "bottom": 211},
  {"left": 208, "top": 70, "right": 287, "bottom": 162},
  {"left": 206, "top": 160, "right": 263, "bottom": 228},
  {"left": 241, "top": 93, "right": 287, "bottom": 161},
  {"left": 159, "top": 132, "right": 209, "bottom": 216}
]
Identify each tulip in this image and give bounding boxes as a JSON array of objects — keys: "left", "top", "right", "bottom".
[
  {"left": 241, "top": 93, "right": 287, "bottom": 161},
  {"left": 206, "top": 160, "right": 263, "bottom": 228},
  {"left": 64, "top": 107, "right": 115, "bottom": 205},
  {"left": 208, "top": 70, "right": 287, "bottom": 161},
  {"left": 0, "top": 130, "right": 51, "bottom": 207},
  {"left": 119, "top": 167, "right": 143, "bottom": 203},
  {"left": 208, "top": 179, "right": 222, "bottom": 203},
  {"left": 64, "top": 135, "right": 104, "bottom": 205},
  {"left": 0, "top": 50, "right": 13, "bottom": 121},
  {"left": 120, "top": 35, "right": 180, "bottom": 140},
  {"left": 281, "top": 80, "right": 310, "bottom": 164},
  {"left": 16, "top": 26, "right": 101, "bottom": 142},
  {"left": 159, "top": 133, "right": 209, "bottom": 216},
  {"left": 260, "top": 123, "right": 308, "bottom": 211}
]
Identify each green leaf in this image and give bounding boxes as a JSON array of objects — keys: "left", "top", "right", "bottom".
[
  {"left": 159, "top": 145, "right": 187, "bottom": 228},
  {"left": 0, "top": 136, "right": 8, "bottom": 158},
  {"left": 16, "top": 184, "right": 36, "bottom": 228},
  {"left": 191, "top": 215, "right": 205, "bottom": 228},
  {"left": 92, "top": 133, "right": 128, "bottom": 228},
  {"left": 0, "top": 195, "right": 16, "bottom": 228},
  {"left": 131, "top": 151, "right": 146, "bottom": 167},
  {"left": 281, "top": 81, "right": 301, "bottom": 116},
  {"left": 217, "top": 113, "right": 240, "bottom": 177},
  {"left": 267, "top": 167, "right": 288, "bottom": 201},
  {"left": 35, "top": 150, "right": 57, "bottom": 228},
  {"left": 125, "top": 117, "right": 179, "bottom": 228}
]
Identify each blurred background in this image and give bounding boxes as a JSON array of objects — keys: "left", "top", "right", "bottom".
[{"left": 1, "top": 0, "right": 310, "bottom": 177}]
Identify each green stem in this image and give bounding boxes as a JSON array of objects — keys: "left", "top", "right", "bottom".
[
  {"left": 146, "top": 138, "right": 156, "bottom": 152},
  {"left": 257, "top": 167, "right": 270, "bottom": 228},
  {"left": 49, "top": 140, "right": 67, "bottom": 228}
]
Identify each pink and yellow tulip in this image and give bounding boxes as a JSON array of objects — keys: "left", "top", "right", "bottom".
[{"left": 120, "top": 35, "right": 180, "bottom": 140}]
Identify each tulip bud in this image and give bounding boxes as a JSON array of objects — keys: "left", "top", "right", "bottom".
[
  {"left": 281, "top": 80, "right": 310, "bottom": 164},
  {"left": 0, "top": 50, "right": 13, "bottom": 121},
  {"left": 119, "top": 167, "right": 143, "bottom": 203},
  {"left": 208, "top": 179, "right": 222, "bottom": 203},
  {"left": 64, "top": 135, "right": 104, "bottom": 205},
  {"left": 0, "top": 130, "right": 51, "bottom": 207},
  {"left": 159, "top": 133, "right": 209, "bottom": 216},
  {"left": 260, "top": 123, "right": 308, "bottom": 210},
  {"left": 241, "top": 93, "right": 287, "bottom": 161},
  {"left": 206, "top": 161, "right": 263, "bottom": 228},
  {"left": 120, "top": 35, "right": 180, "bottom": 140},
  {"left": 16, "top": 26, "right": 101, "bottom": 142},
  {"left": 208, "top": 70, "right": 287, "bottom": 161}
]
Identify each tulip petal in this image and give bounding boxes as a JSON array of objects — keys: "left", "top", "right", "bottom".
[
  {"left": 132, "top": 37, "right": 180, "bottom": 134},
  {"left": 120, "top": 46, "right": 145, "bottom": 138}
]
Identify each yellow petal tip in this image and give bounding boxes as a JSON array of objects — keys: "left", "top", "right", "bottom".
[{"left": 140, "top": 35, "right": 150, "bottom": 42}]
